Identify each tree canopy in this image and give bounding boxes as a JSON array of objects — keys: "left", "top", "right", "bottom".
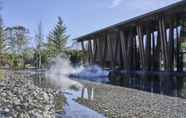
[{"left": 47, "top": 17, "right": 69, "bottom": 57}]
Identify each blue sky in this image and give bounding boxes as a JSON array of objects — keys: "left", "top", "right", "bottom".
[{"left": 2, "top": 0, "right": 182, "bottom": 42}]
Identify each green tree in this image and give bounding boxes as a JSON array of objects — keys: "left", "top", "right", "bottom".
[
  {"left": 6, "top": 26, "right": 29, "bottom": 54},
  {"left": 33, "top": 48, "right": 48, "bottom": 68},
  {"left": 22, "top": 48, "right": 34, "bottom": 68},
  {"left": 35, "top": 21, "right": 45, "bottom": 68},
  {"left": 0, "top": 17, "right": 7, "bottom": 67},
  {"left": 5, "top": 26, "right": 30, "bottom": 69},
  {"left": 47, "top": 17, "right": 69, "bottom": 57},
  {"left": 0, "top": 17, "right": 6, "bottom": 54}
]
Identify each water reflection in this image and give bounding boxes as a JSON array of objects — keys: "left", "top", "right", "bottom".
[
  {"left": 29, "top": 73, "right": 186, "bottom": 117},
  {"left": 78, "top": 79, "right": 186, "bottom": 118},
  {"left": 31, "top": 74, "right": 61, "bottom": 90},
  {"left": 109, "top": 74, "right": 186, "bottom": 98},
  {"left": 30, "top": 74, "right": 106, "bottom": 118},
  {"left": 81, "top": 88, "right": 94, "bottom": 100}
]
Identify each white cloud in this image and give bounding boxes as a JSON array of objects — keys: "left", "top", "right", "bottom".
[{"left": 110, "top": 0, "right": 123, "bottom": 8}]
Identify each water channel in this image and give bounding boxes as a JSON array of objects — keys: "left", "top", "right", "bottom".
[{"left": 29, "top": 68, "right": 186, "bottom": 118}]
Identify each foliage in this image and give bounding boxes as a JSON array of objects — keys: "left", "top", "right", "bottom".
[
  {"left": 0, "top": 16, "right": 85, "bottom": 69},
  {"left": 22, "top": 48, "right": 34, "bottom": 68},
  {"left": 5, "top": 26, "right": 30, "bottom": 69},
  {"left": 8, "top": 54, "right": 24, "bottom": 69},
  {"left": 0, "top": 70, "right": 5, "bottom": 80},
  {"left": 68, "top": 50, "right": 85, "bottom": 64},
  {"left": 33, "top": 49, "right": 49, "bottom": 68},
  {"left": 6, "top": 26, "right": 30, "bottom": 54},
  {"left": 55, "top": 94, "right": 66, "bottom": 113},
  {"left": 0, "top": 17, "right": 7, "bottom": 67},
  {"left": 181, "top": 42, "right": 186, "bottom": 51},
  {"left": 69, "top": 84, "right": 80, "bottom": 91},
  {"left": 34, "top": 21, "right": 45, "bottom": 68},
  {"left": 0, "top": 17, "right": 6, "bottom": 54},
  {"left": 47, "top": 17, "right": 69, "bottom": 57}
]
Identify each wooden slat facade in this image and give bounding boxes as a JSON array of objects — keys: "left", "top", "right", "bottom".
[{"left": 76, "top": 1, "right": 186, "bottom": 72}]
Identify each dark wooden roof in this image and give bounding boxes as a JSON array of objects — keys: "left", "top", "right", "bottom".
[{"left": 75, "top": 0, "right": 186, "bottom": 42}]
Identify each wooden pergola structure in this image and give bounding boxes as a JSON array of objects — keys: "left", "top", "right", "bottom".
[{"left": 75, "top": 1, "right": 186, "bottom": 74}]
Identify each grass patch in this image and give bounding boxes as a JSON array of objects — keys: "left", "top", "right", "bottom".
[
  {"left": 55, "top": 94, "right": 66, "bottom": 113},
  {"left": 0, "top": 70, "right": 5, "bottom": 80}
]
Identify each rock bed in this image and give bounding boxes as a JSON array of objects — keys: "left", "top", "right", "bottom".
[
  {"left": 77, "top": 80, "right": 186, "bottom": 118},
  {"left": 0, "top": 73, "right": 56, "bottom": 118}
]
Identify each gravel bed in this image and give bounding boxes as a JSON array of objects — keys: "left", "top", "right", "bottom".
[
  {"left": 0, "top": 72, "right": 57, "bottom": 118},
  {"left": 77, "top": 80, "right": 186, "bottom": 118}
]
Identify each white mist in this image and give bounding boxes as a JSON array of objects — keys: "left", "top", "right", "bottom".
[{"left": 45, "top": 56, "right": 83, "bottom": 90}]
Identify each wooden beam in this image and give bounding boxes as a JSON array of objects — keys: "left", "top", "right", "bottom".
[
  {"left": 81, "top": 41, "right": 86, "bottom": 64},
  {"left": 145, "top": 30, "right": 152, "bottom": 70},
  {"left": 114, "top": 34, "right": 120, "bottom": 68},
  {"left": 154, "top": 31, "right": 161, "bottom": 71},
  {"left": 127, "top": 31, "right": 134, "bottom": 70},
  {"left": 101, "top": 34, "right": 107, "bottom": 67},
  {"left": 97, "top": 37, "right": 102, "bottom": 65},
  {"left": 107, "top": 34, "right": 114, "bottom": 69},
  {"left": 81, "top": 41, "right": 85, "bottom": 51},
  {"left": 159, "top": 18, "right": 169, "bottom": 70},
  {"left": 137, "top": 25, "right": 145, "bottom": 70},
  {"left": 151, "top": 32, "right": 155, "bottom": 70},
  {"left": 116, "top": 35, "right": 122, "bottom": 68},
  {"left": 93, "top": 39, "right": 97, "bottom": 63},
  {"left": 88, "top": 40, "right": 93, "bottom": 64},
  {"left": 120, "top": 30, "right": 128, "bottom": 70},
  {"left": 168, "top": 24, "right": 175, "bottom": 71},
  {"left": 132, "top": 36, "right": 138, "bottom": 70}
]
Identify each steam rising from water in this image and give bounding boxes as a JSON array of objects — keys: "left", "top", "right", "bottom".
[
  {"left": 77, "top": 65, "right": 109, "bottom": 78},
  {"left": 45, "top": 55, "right": 109, "bottom": 90},
  {"left": 45, "top": 56, "right": 83, "bottom": 90}
]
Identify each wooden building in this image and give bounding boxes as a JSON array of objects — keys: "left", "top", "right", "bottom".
[{"left": 75, "top": 1, "right": 186, "bottom": 74}]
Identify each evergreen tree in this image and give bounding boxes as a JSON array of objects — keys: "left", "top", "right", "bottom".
[
  {"left": 0, "top": 17, "right": 7, "bottom": 67},
  {"left": 0, "top": 17, "right": 6, "bottom": 54},
  {"left": 47, "top": 17, "right": 69, "bottom": 57},
  {"left": 35, "top": 21, "right": 44, "bottom": 68}
]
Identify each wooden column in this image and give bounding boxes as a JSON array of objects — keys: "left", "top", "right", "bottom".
[
  {"left": 116, "top": 33, "right": 122, "bottom": 68},
  {"left": 88, "top": 40, "right": 93, "bottom": 64},
  {"left": 132, "top": 35, "right": 138, "bottom": 70},
  {"left": 114, "top": 34, "right": 120, "bottom": 68},
  {"left": 159, "top": 18, "right": 169, "bottom": 70},
  {"left": 120, "top": 30, "right": 129, "bottom": 70},
  {"left": 168, "top": 22, "right": 175, "bottom": 71},
  {"left": 151, "top": 32, "right": 155, "bottom": 70},
  {"left": 154, "top": 31, "right": 161, "bottom": 71},
  {"left": 137, "top": 25, "right": 145, "bottom": 70},
  {"left": 178, "top": 16, "right": 186, "bottom": 72},
  {"left": 107, "top": 34, "right": 114, "bottom": 69},
  {"left": 101, "top": 34, "right": 107, "bottom": 67},
  {"left": 93, "top": 39, "right": 97, "bottom": 63},
  {"left": 145, "top": 30, "right": 152, "bottom": 70},
  {"left": 98, "top": 37, "right": 104, "bottom": 66},
  {"left": 176, "top": 21, "right": 182, "bottom": 72},
  {"left": 81, "top": 41, "right": 86, "bottom": 64},
  {"left": 127, "top": 31, "right": 134, "bottom": 70},
  {"left": 95, "top": 38, "right": 101, "bottom": 65}
]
